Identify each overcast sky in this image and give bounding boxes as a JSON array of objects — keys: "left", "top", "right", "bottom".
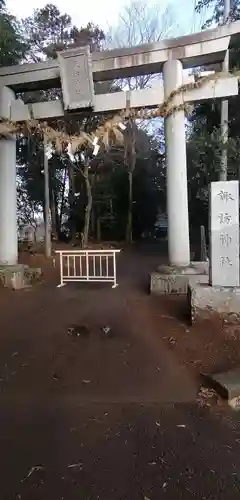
[
  {"left": 7, "top": 0, "right": 126, "bottom": 27},
  {"left": 7, "top": 0, "right": 205, "bottom": 36}
]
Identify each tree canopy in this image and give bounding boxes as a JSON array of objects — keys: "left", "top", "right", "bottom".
[
  {"left": 0, "top": 0, "right": 27, "bottom": 66},
  {"left": 196, "top": 0, "right": 240, "bottom": 27}
]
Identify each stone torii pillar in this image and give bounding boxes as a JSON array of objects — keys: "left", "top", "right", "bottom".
[
  {"left": 0, "top": 87, "right": 17, "bottom": 266},
  {"left": 151, "top": 61, "right": 239, "bottom": 294},
  {"left": 163, "top": 60, "right": 190, "bottom": 268},
  {"left": 0, "top": 86, "right": 41, "bottom": 289}
]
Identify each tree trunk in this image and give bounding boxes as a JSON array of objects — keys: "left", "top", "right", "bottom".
[
  {"left": 82, "top": 164, "right": 93, "bottom": 248},
  {"left": 126, "top": 170, "right": 133, "bottom": 244},
  {"left": 91, "top": 202, "right": 95, "bottom": 237},
  {"left": 54, "top": 190, "right": 60, "bottom": 239},
  {"left": 48, "top": 166, "right": 59, "bottom": 241},
  {"left": 59, "top": 166, "right": 67, "bottom": 230},
  {"left": 67, "top": 163, "right": 76, "bottom": 243},
  {"left": 50, "top": 187, "right": 58, "bottom": 240},
  {"left": 90, "top": 173, "right": 95, "bottom": 238},
  {"left": 43, "top": 134, "right": 51, "bottom": 258},
  {"left": 125, "top": 118, "right": 136, "bottom": 244},
  {"left": 33, "top": 225, "right": 37, "bottom": 243},
  {"left": 96, "top": 215, "right": 101, "bottom": 241}
]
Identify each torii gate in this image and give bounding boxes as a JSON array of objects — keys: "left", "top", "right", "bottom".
[{"left": 0, "top": 21, "right": 240, "bottom": 273}]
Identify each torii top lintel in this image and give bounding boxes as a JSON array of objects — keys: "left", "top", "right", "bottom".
[{"left": 0, "top": 20, "right": 240, "bottom": 93}]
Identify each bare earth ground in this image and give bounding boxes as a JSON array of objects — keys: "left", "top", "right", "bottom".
[{"left": 1, "top": 243, "right": 240, "bottom": 499}]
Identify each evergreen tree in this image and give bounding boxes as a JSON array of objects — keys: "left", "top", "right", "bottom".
[{"left": 0, "top": 0, "right": 27, "bottom": 66}]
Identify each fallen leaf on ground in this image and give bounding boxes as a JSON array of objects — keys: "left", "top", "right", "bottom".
[
  {"left": 229, "top": 397, "right": 240, "bottom": 410},
  {"left": 21, "top": 465, "right": 44, "bottom": 481},
  {"left": 27, "top": 466, "right": 44, "bottom": 477},
  {"left": 199, "top": 386, "right": 216, "bottom": 398},
  {"left": 68, "top": 325, "right": 89, "bottom": 337},
  {"left": 196, "top": 386, "right": 217, "bottom": 407},
  {"left": 68, "top": 463, "right": 83, "bottom": 469},
  {"left": 101, "top": 326, "right": 114, "bottom": 338}
]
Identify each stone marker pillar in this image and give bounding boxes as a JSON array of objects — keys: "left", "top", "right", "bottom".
[
  {"left": 210, "top": 180, "right": 239, "bottom": 287},
  {"left": 188, "top": 181, "right": 240, "bottom": 324},
  {"left": 163, "top": 59, "right": 190, "bottom": 267}
]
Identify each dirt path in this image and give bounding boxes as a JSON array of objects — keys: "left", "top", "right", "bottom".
[{"left": 0, "top": 249, "right": 240, "bottom": 499}]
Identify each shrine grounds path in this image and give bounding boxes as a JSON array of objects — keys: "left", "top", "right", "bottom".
[{"left": 1, "top": 243, "right": 240, "bottom": 499}]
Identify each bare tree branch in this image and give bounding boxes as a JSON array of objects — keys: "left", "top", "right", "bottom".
[{"left": 106, "top": 0, "right": 176, "bottom": 90}]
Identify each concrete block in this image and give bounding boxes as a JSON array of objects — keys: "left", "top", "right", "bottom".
[
  {"left": 0, "top": 264, "right": 42, "bottom": 290},
  {"left": 188, "top": 282, "right": 240, "bottom": 324},
  {"left": 150, "top": 262, "right": 209, "bottom": 295},
  {"left": 203, "top": 368, "right": 240, "bottom": 409}
]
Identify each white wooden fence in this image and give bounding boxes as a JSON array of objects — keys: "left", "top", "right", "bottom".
[{"left": 55, "top": 249, "right": 121, "bottom": 288}]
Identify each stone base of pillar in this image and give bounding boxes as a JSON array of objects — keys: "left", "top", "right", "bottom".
[
  {"left": 150, "top": 262, "right": 209, "bottom": 295},
  {"left": 188, "top": 282, "right": 240, "bottom": 325},
  {"left": 0, "top": 264, "right": 42, "bottom": 290}
]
